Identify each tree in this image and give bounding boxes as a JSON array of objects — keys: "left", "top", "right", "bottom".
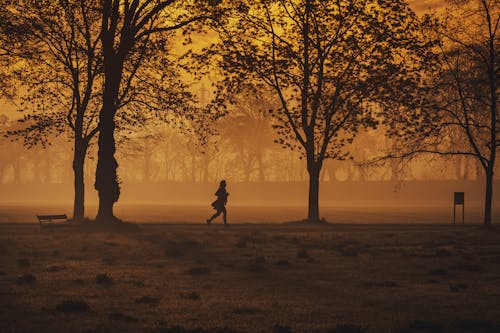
[
  {"left": 214, "top": 0, "right": 432, "bottom": 222},
  {"left": 219, "top": 87, "right": 277, "bottom": 182},
  {"left": 94, "top": 0, "right": 220, "bottom": 222},
  {"left": 4, "top": 0, "right": 102, "bottom": 221},
  {"left": 388, "top": 0, "right": 499, "bottom": 225},
  {"left": 3, "top": 0, "right": 196, "bottom": 221},
  {"left": 0, "top": 0, "right": 31, "bottom": 100}
]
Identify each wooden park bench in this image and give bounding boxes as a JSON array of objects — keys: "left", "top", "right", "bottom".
[{"left": 37, "top": 214, "right": 69, "bottom": 227}]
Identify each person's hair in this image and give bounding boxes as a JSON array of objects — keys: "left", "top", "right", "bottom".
[{"left": 220, "top": 180, "right": 226, "bottom": 186}]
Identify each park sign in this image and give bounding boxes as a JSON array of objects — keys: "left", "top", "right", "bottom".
[
  {"left": 453, "top": 192, "right": 465, "bottom": 224},
  {"left": 454, "top": 192, "right": 464, "bottom": 205}
]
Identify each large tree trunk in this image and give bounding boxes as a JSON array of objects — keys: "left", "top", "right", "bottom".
[
  {"left": 484, "top": 19, "right": 497, "bottom": 225},
  {"left": 483, "top": 167, "right": 494, "bottom": 226},
  {"left": 95, "top": 66, "right": 121, "bottom": 223},
  {"left": 95, "top": 108, "right": 120, "bottom": 223},
  {"left": 307, "top": 161, "right": 321, "bottom": 223},
  {"left": 72, "top": 139, "right": 88, "bottom": 222}
]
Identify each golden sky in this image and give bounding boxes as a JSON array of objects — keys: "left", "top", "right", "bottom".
[
  {"left": 408, "top": 0, "right": 444, "bottom": 13},
  {"left": 0, "top": 0, "right": 445, "bottom": 117}
]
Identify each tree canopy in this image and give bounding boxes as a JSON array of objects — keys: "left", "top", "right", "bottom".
[{"left": 212, "top": 0, "right": 434, "bottom": 221}]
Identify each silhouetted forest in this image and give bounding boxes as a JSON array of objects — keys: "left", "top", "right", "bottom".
[{"left": 0, "top": 0, "right": 498, "bottom": 224}]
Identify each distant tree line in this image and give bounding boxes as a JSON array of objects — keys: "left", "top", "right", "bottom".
[{"left": 0, "top": 113, "right": 492, "bottom": 185}]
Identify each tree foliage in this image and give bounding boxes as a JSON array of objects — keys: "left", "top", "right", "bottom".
[
  {"left": 212, "top": 0, "right": 434, "bottom": 221},
  {"left": 215, "top": 0, "right": 431, "bottom": 158},
  {"left": 387, "top": 0, "right": 499, "bottom": 224},
  {"left": 93, "top": 0, "right": 223, "bottom": 222}
]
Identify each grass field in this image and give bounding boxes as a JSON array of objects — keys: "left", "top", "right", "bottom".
[
  {"left": 1, "top": 204, "right": 497, "bottom": 224},
  {"left": 1, "top": 222, "right": 500, "bottom": 333}
]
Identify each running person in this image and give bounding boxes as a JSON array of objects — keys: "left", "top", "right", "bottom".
[{"left": 207, "top": 180, "right": 229, "bottom": 225}]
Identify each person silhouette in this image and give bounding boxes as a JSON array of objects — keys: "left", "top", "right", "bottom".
[{"left": 207, "top": 180, "right": 229, "bottom": 225}]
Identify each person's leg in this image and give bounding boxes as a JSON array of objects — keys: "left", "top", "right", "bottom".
[
  {"left": 208, "top": 209, "right": 221, "bottom": 223},
  {"left": 222, "top": 206, "right": 227, "bottom": 225}
]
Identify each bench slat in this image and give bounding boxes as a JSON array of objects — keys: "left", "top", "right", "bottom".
[
  {"left": 37, "top": 214, "right": 68, "bottom": 220},
  {"left": 37, "top": 215, "right": 68, "bottom": 227}
]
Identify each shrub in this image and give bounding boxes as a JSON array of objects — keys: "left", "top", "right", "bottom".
[
  {"left": 449, "top": 283, "right": 468, "bottom": 292},
  {"left": 274, "top": 260, "right": 291, "bottom": 267},
  {"left": 185, "top": 266, "right": 211, "bottom": 275},
  {"left": 327, "top": 324, "right": 367, "bottom": 333},
  {"left": 296, "top": 249, "right": 312, "bottom": 260},
  {"left": 95, "top": 273, "right": 114, "bottom": 286},
  {"left": 180, "top": 292, "right": 201, "bottom": 300},
  {"left": 16, "top": 258, "right": 30, "bottom": 267},
  {"left": 232, "top": 307, "right": 265, "bottom": 315},
  {"left": 428, "top": 269, "right": 448, "bottom": 276},
  {"left": 109, "top": 311, "right": 139, "bottom": 322},
  {"left": 16, "top": 273, "right": 36, "bottom": 285},
  {"left": 450, "top": 262, "right": 483, "bottom": 272},
  {"left": 453, "top": 319, "right": 495, "bottom": 332},
  {"left": 407, "top": 320, "right": 444, "bottom": 332},
  {"left": 135, "top": 296, "right": 161, "bottom": 305},
  {"left": 364, "top": 281, "right": 398, "bottom": 288},
  {"left": 46, "top": 265, "right": 67, "bottom": 272},
  {"left": 55, "top": 300, "right": 90, "bottom": 313},
  {"left": 273, "top": 324, "right": 292, "bottom": 333}
]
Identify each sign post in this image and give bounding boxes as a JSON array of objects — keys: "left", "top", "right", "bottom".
[{"left": 453, "top": 192, "right": 465, "bottom": 224}]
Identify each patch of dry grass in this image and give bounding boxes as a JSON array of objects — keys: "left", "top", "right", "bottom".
[
  {"left": 55, "top": 300, "right": 91, "bottom": 313},
  {"left": 0, "top": 223, "right": 500, "bottom": 332}
]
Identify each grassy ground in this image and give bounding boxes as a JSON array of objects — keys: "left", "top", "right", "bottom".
[{"left": 1, "top": 222, "right": 500, "bottom": 333}]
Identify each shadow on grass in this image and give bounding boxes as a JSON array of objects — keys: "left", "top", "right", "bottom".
[
  {"left": 180, "top": 292, "right": 201, "bottom": 300},
  {"left": 232, "top": 306, "right": 266, "bottom": 315},
  {"left": 108, "top": 311, "right": 139, "bottom": 323},
  {"left": 135, "top": 296, "right": 161, "bottom": 305},
  {"left": 95, "top": 273, "right": 114, "bottom": 287},
  {"left": 327, "top": 324, "right": 367, "bottom": 333},
  {"left": 149, "top": 327, "right": 239, "bottom": 333},
  {"left": 364, "top": 281, "right": 398, "bottom": 288},
  {"left": 453, "top": 319, "right": 497, "bottom": 332},
  {"left": 164, "top": 239, "right": 202, "bottom": 257},
  {"left": 55, "top": 300, "right": 90, "bottom": 313},
  {"left": 17, "top": 273, "right": 36, "bottom": 285},
  {"left": 394, "top": 319, "right": 498, "bottom": 333},
  {"left": 449, "top": 262, "right": 484, "bottom": 272},
  {"left": 185, "top": 266, "right": 211, "bottom": 275}
]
